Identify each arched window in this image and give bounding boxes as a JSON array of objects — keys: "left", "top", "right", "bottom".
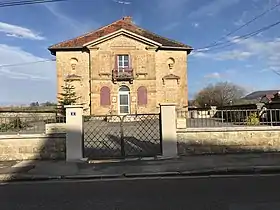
[
  {"left": 100, "top": 86, "right": 110, "bottom": 106},
  {"left": 137, "top": 86, "right": 147, "bottom": 106}
]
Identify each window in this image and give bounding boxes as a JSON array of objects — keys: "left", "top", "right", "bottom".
[
  {"left": 117, "top": 55, "right": 130, "bottom": 70},
  {"left": 100, "top": 86, "right": 111, "bottom": 106},
  {"left": 137, "top": 86, "right": 147, "bottom": 106}
]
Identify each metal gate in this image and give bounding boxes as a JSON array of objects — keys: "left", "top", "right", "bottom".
[{"left": 83, "top": 113, "right": 162, "bottom": 159}]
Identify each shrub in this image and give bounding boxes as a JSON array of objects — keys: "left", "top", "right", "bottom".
[{"left": 246, "top": 112, "right": 260, "bottom": 126}]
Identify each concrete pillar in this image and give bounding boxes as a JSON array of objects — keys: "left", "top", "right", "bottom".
[
  {"left": 160, "top": 103, "right": 178, "bottom": 157},
  {"left": 65, "top": 105, "right": 84, "bottom": 161}
]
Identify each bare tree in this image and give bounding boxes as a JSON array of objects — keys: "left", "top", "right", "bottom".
[{"left": 194, "top": 82, "right": 245, "bottom": 107}]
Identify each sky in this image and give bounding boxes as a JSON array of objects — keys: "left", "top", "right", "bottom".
[{"left": 0, "top": 0, "right": 280, "bottom": 105}]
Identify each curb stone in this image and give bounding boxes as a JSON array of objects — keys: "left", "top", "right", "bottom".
[
  {"left": 2, "top": 165, "right": 280, "bottom": 182},
  {"left": 88, "top": 156, "right": 179, "bottom": 164}
]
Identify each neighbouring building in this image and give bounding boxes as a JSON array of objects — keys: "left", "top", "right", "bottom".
[
  {"left": 48, "top": 16, "right": 192, "bottom": 115},
  {"left": 243, "top": 90, "right": 280, "bottom": 103}
]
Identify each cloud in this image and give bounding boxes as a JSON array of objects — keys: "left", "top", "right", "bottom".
[
  {"left": 215, "top": 50, "right": 253, "bottom": 61},
  {"left": 192, "top": 22, "right": 200, "bottom": 28},
  {"left": 43, "top": 3, "right": 99, "bottom": 36},
  {"left": 162, "top": 22, "right": 180, "bottom": 31},
  {"left": 191, "top": 50, "right": 253, "bottom": 60},
  {"left": 189, "top": 0, "right": 240, "bottom": 18},
  {"left": 0, "top": 22, "right": 45, "bottom": 40},
  {"left": 193, "top": 37, "right": 280, "bottom": 74},
  {"left": 0, "top": 44, "right": 55, "bottom": 81},
  {"left": 157, "top": 0, "right": 189, "bottom": 17},
  {"left": 204, "top": 72, "right": 221, "bottom": 79}
]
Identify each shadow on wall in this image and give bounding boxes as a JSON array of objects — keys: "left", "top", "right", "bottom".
[{"left": 177, "top": 141, "right": 280, "bottom": 156}]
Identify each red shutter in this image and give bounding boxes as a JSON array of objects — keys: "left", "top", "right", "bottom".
[
  {"left": 137, "top": 86, "right": 147, "bottom": 106},
  {"left": 100, "top": 86, "right": 111, "bottom": 106}
]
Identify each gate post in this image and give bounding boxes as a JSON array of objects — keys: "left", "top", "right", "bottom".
[
  {"left": 65, "top": 105, "right": 84, "bottom": 161},
  {"left": 160, "top": 103, "right": 178, "bottom": 157}
]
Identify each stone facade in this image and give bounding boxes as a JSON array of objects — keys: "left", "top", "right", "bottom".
[
  {"left": 0, "top": 134, "right": 66, "bottom": 161},
  {"left": 52, "top": 18, "right": 191, "bottom": 115},
  {"left": 177, "top": 127, "right": 280, "bottom": 155}
]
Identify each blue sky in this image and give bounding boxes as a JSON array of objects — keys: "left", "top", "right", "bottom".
[{"left": 0, "top": 0, "right": 280, "bottom": 105}]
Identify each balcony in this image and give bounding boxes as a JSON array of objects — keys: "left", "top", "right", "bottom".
[{"left": 112, "top": 68, "right": 134, "bottom": 83}]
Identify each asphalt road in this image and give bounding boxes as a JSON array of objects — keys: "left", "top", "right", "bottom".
[{"left": 1, "top": 174, "right": 280, "bottom": 209}]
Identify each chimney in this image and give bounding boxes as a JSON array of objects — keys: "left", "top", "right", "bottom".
[{"left": 123, "top": 16, "right": 133, "bottom": 23}]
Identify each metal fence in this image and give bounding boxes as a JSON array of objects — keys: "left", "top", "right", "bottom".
[
  {"left": 0, "top": 115, "right": 66, "bottom": 134},
  {"left": 83, "top": 113, "right": 162, "bottom": 159},
  {"left": 177, "top": 109, "right": 280, "bottom": 128}
]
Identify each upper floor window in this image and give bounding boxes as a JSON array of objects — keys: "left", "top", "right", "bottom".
[{"left": 117, "top": 55, "right": 130, "bottom": 70}]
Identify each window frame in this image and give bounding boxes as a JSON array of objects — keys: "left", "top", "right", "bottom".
[{"left": 117, "top": 54, "right": 130, "bottom": 71}]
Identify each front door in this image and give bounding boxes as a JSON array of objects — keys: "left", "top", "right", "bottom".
[{"left": 119, "top": 86, "right": 130, "bottom": 115}]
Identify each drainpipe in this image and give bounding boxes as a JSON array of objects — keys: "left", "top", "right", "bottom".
[{"left": 88, "top": 50, "right": 92, "bottom": 114}]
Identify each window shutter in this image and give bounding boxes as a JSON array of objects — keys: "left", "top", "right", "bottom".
[
  {"left": 100, "top": 86, "right": 111, "bottom": 106},
  {"left": 137, "top": 86, "right": 147, "bottom": 106},
  {"left": 115, "top": 55, "right": 118, "bottom": 70},
  {"left": 129, "top": 54, "right": 132, "bottom": 69}
]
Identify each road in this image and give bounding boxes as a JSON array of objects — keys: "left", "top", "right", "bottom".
[{"left": 1, "top": 174, "right": 280, "bottom": 209}]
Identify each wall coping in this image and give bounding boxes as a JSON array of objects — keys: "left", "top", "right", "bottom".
[
  {"left": 0, "top": 133, "right": 66, "bottom": 140},
  {"left": 64, "top": 105, "right": 83, "bottom": 108},
  {"left": 159, "top": 103, "right": 177, "bottom": 106},
  {"left": 177, "top": 126, "right": 280, "bottom": 133}
]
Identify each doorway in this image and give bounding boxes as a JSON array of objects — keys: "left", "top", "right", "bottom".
[{"left": 118, "top": 85, "right": 130, "bottom": 115}]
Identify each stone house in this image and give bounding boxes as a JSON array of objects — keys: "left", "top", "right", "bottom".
[{"left": 48, "top": 17, "right": 192, "bottom": 115}]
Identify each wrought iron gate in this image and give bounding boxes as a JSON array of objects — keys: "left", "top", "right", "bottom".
[{"left": 83, "top": 113, "right": 162, "bottom": 159}]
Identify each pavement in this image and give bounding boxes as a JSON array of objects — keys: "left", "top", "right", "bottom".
[
  {"left": 1, "top": 173, "right": 280, "bottom": 209},
  {"left": 1, "top": 153, "right": 280, "bottom": 182}
]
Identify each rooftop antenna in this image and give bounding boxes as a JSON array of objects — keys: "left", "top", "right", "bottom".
[{"left": 113, "top": 0, "right": 131, "bottom": 16}]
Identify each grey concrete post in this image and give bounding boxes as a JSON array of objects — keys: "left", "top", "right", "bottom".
[
  {"left": 65, "top": 105, "right": 84, "bottom": 161},
  {"left": 160, "top": 103, "right": 178, "bottom": 157}
]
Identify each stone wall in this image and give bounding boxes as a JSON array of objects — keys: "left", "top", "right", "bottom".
[
  {"left": 0, "top": 134, "right": 66, "bottom": 161},
  {"left": 177, "top": 127, "right": 280, "bottom": 155},
  {"left": 0, "top": 112, "right": 56, "bottom": 122}
]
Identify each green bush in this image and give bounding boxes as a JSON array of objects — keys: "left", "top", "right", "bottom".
[{"left": 246, "top": 112, "right": 260, "bottom": 126}]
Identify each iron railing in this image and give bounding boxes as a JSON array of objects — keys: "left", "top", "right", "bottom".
[
  {"left": 177, "top": 109, "right": 280, "bottom": 128},
  {"left": 83, "top": 114, "right": 161, "bottom": 159},
  {"left": 112, "top": 68, "right": 133, "bottom": 82},
  {"left": 0, "top": 114, "right": 66, "bottom": 134}
]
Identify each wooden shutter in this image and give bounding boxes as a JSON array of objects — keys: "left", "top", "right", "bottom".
[
  {"left": 100, "top": 86, "right": 111, "bottom": 106},
  {"left": 137, "top": 86, "right": 147, "bottom": 106}
]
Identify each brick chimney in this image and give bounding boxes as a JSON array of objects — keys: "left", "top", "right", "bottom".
[{"left": 123, "top": 16, "right": 133, "bottom": 23}]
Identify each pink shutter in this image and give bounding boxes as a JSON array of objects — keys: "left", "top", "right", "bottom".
[
  {"left": 137, "top": 86, "right": 147, "bottom": 106},
  {"left": 100, "top": 87, "right": 111, "bottom": 106}
]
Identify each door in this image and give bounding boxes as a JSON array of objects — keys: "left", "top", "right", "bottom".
[{"left": 118, "top": 86, "right": 130, "bottom": 115}]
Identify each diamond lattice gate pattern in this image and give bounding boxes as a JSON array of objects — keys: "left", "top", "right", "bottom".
[{"left": 83, "top": 114, "right": 162, "bottom": 159}]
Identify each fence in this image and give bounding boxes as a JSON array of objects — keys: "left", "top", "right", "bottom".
[
  {"left": 0, "top": 114, "right": 65, "bottom": 134},
  {"left": 177, "top": 109, "right": 280, "bottom": 128}
]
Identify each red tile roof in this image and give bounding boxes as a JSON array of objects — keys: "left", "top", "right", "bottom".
[{"left": 48, "top": 17, "right": 192, "bottom": 53}]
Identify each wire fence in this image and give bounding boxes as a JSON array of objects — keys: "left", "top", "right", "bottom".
[
  {"left": 0, "top": 115, "right": 66, "bottom": 134},
  {"left": 177, "top": 109, "right": 280, "bottom": 128}
]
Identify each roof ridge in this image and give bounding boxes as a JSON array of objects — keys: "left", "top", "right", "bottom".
[{"left": 48, "top": 18, "right": 123, "bottom": 49}]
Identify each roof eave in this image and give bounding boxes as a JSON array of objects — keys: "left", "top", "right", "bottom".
[
  {"left": 159, "top": 46, "right": 193, "bottom": 53},
  {"left": 48, "top": 46, "right": 86, "bottom": 55}
]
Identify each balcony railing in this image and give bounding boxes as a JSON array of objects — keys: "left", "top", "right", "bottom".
[{"left": 112, "top": 68, "right": 133, "bottom": 83}]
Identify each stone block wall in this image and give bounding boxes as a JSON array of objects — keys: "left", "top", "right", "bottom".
[
  {"left": 0, "top": 134, "right": 66, "bottom": 161},
  {"left": 177, "top": 127, "right": 280, "bottom": 155}
]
